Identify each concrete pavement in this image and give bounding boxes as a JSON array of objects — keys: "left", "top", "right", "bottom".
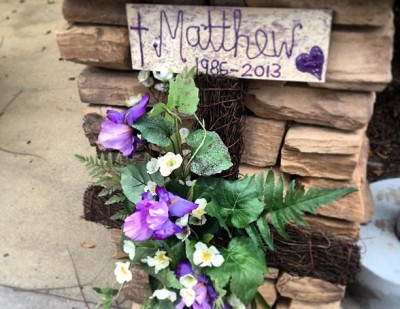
[{"left": 0, "top": 0, "right": 126, "bottom": 308}]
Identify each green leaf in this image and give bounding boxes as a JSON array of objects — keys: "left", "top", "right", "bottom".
[
  {"left": 204, "top": 200, "right": 231, "bottom": 236},
  {"left": 167, "top": 67, "right": 199, "bottom": 115},
  {"left": 202, "top": 233, "right": 214, "bottom": 243},
  {"left": 207, "top": 177, "right": 264, "bottom": 228},
  {"left": 263, "top": 169, "right": 276, "bottom": 207},
  {"left": 121, "top": 163, "right": 164, "bottom": 204},
  {"left": 141, "top": 265, "right": 182, "bottom": 290},
  {"left": 206, "top": 237, "right": 267, "bottom": 305},
  {"left": 267, "top": 176, "right": 356, "bottom": 238},
  {"left": 245, "top": 224, "right": 264, "bottom": 249},
  {"left": 186, "top": 130, "right": 233, "bottom": 176},
  {"left": 133, "top": 115, "right": 175, "bottom": 147},
  {"left": 149, "top": 102, "right": 169, "bottom": 117},
  {"left": 105, "top": 193, "right": 126, "bottom": 205},
  {"left": 93, "top": 287, "right": 118, "bottom": 309},
  {"left": 110, "top": 209, "right": 129, "bottom": 221},
  {"left": 256, "top": 216, "right": 274, "bottom": 251}
]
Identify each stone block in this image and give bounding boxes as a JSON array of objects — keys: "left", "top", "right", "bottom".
[
  {"left": 276, "top": 298, "right": 341, "bottom": 309},
  {"left": 309, "top": 21, "right": 394, "bottom": 91},
  {"left": 246, "top": 86, "right": 375, "bottom": 131},
  {"left": 56, "top": 23, "right": 131, "bottom": 70},
  {"left": 258, "top": 279, "right": 278, "bottom": 307},
  {"left": 242, "top": 116, "right": 286, "bottom": 167},
  {"left": 297, "top": 136, "right": 371, "bottom": 222},
  {"left": 77, "top": 66, "right": 158, "bottom": 106},
  {"left": 281, "top": 147, "right": 358, "bottom": 180},
  {"left": 211, "top": 0, "right": 393, "bottom": 26},
  {"left": 304, "top": 215, "right": 360, "bottom": 242},
  {"left": 284, "top": 125, "right": 365, "bottom": 155},
  {"left": 63, "top": 0, "right": 207, "bottom": 26},
  {"left": 276, "top": 272, "right": 345, "bottom": 303}
]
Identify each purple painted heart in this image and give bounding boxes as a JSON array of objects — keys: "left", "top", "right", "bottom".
[{"left": 295, "top": 46, "right": 324, "bottom": 80}]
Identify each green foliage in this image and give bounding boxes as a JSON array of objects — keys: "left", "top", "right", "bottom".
[
  {"left": 92, "top": 287, "right": 118, "bottom": 309},
  {"left": 259, "top": 169, "right": 356, "bottom": 239},
  {"left": 120, "top": 163, "right": 164, "bottom": 204},
  {"left": 149, "top": 102, "right": 169, "bottom": 117},
  {"left": 143, "top": 298, "right": 176, "bottom": 309},
  {"left": 75, "top": 153, "right": 124, "bottom": 190},
  {"left": 206, "top": 237, "right": 267, "bottom": 305},
  {"left": 133, "top": 115, "right": 175, "bottom": 148},
  {"left": 186, "top": 130, "right": 233, "bottom": 176},
  {"left": 105, "top": 192, "right": 126, "bottom": 205},
  {"left": 110, "top": 209, "right": 129, "bottom": 221},
  {"left": 207, "top": 177, "right": 264, "bottom": 228},
  {"left": 167, "top": 67, "right": 199, "bottom": 115}
]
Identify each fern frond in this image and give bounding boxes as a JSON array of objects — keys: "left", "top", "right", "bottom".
[
  {"left": 111, "top": 209, "right": 129, "bottom": 221},
  {"left": 262, "top": 170, "right": 356, "bottom": 239},
  {"left": 105, "top": 193, "right": 126, "bottom": 205},
  {"left": 75, "top": 154, "right": 126, "bottom": 191}
]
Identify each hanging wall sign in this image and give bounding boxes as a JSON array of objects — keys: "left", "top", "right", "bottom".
[{"left": 126, "top": 4, "right": 332, "bottom": 82}]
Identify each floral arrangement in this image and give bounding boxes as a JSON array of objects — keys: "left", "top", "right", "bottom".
[{"left": 77, "top": 68, "right": 354, "bottom": 309}]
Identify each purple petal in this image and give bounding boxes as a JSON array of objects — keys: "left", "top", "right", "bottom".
[
  {"left": 206, "top": 283, "right": 218, "bottom": 303},
  {"left": 106, "top": 109, "right": 126, "bottom": 124},
  {"left": 125, "top": 93, "right": 150, "bottom": 125},
  {"left": 176, "top": 261, "right": 193, "bottom": 279},
  {"left": 194, "top": 284, "right": 212, "bottom": 309},
  {"left": 97, "top": 120, "right": 134, "bottom": 156},
  {"left": 168, "top": 193, "right": 198, "bottom": 217},
  {"left": 176, "top": 300, "right": 185, "bottom": 309},
  {"left": 155, "top": 186, "right": 171, "bottom": 204},
  {"left": 123, "top": 212, "right": 153, "bottom": 241},
  {"left": 153, "top": 219, "right": 183, "bottom": 239},
  {"left": 141, "top": 190, "right": 153, "bottom": 202},
  {"left": 147, "top": 201, "right": 169, "bottom": 230}
]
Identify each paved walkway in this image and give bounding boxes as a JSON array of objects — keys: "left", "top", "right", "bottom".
[{"left": 0, "top": 1, "right": 127, "bottom": 308}]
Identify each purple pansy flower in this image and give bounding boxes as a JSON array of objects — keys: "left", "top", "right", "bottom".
[
  {"left": 175, "top": 261, "right": 218, "bottom": 309},
  {"left": 123, "top": 187, "right": 198, "bottom": 241},
  {"left": 97, "top": 94, "right": 149, "bottom": 156}
]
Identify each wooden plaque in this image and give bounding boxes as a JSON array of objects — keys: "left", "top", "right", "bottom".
[{"left": 127, "top": 4, "right": 332, "bottom": 82}]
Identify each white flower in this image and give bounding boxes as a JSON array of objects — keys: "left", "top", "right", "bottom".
[
  {"left": 179, "top": 274, "right": 198, "bottom": 288},
  {"left": 146, "top": 158, "right": 160, "bottom": 174},
  {"left": 125, "top": 94, "right": 142, "bottom": 107},
  {"left": 193, "top": 242, "right": 224, "bottom": 268},
  {"left": 189, "top": 198, "right": 207, "bottom": 226},
  {"left": 192, "top": 198, "right": 207, "bottom": 219},
  {"left": 141, "top": 250, "right": 171, "bottom": 274},
  {"left": 144, "top": 180, "right": 157, "bottom": 195},
  {"left": 154, "top": 82, "right": 168, "bottom": 92},
  {"left": 179, "top": 127, "right": 190, "bottom": 143},
  {"left": 176, "top": 214, "right": 189, "bottom": 228},
  {"left": 150, "top": 288, "right": 177, "bottom": 302},
  {"left": 123, "top": 240, "right": 136, "bottom": 260},
  {"left": 138, "top": 70, "right": 154, "bottom": 88},
  {"left": 176, "top": 228, "right": 191, "bottom": 241},
  {"left": 179, "top": 288, "right": 196, "bottom": 307},
  {"left": 114, "top": 261, "right": 132, "bottom": 284},
  {"left": 158, "top": 152, "right": 183, "bottom": 177},
  {"left": 227, "top": 294, "right": 246, "bottom": 309},
  {"left": 141, "top": 76, "right": 154, "bottom": 88},
  {"left": 153, "top": 66, "right": 174, "bottom": 82}
]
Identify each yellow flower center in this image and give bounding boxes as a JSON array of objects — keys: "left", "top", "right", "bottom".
[
  {"left": 121, "top": 267, "right": 129, "bottom": 275},
  {"left": 202, "top": 251, "right": 212, "bottom": 262},
  {"left": 166, "top": 158, "right": 176, "bottom": 168},
  {"left": 194, "top": 208, "right": 202, "bottom": 216}
]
